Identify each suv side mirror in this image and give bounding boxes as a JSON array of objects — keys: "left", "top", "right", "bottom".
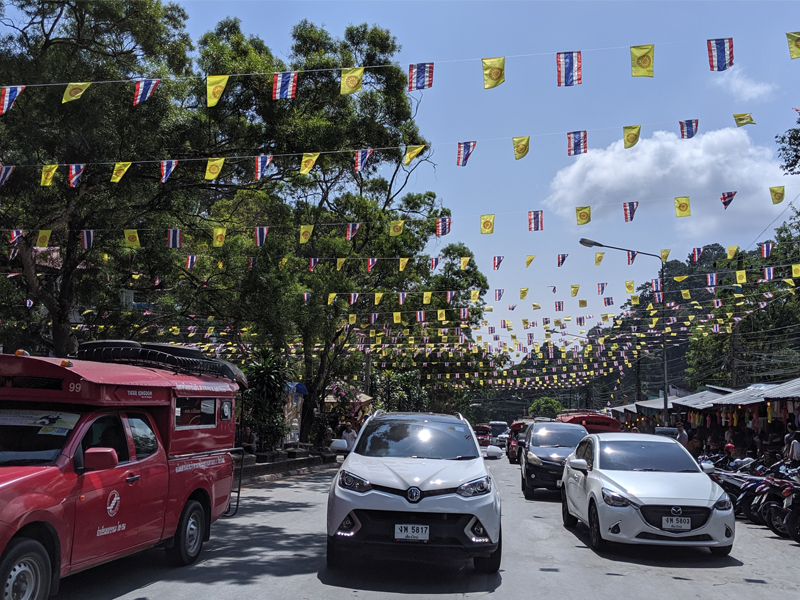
[
  {"left": 330, "top": 439, "right": 348, "bottom": 453},
  {"left": 568, "top": 458, "right": 588, "bottom": 473},
  {"left": 83, "top": 447, "right": 119, "bottom": 472},
  {"left": 485, "top": 445, "right": 503, "bottom": 459},
  {"left": 516, "top": 439, "right": 526, "bottom": 449}
]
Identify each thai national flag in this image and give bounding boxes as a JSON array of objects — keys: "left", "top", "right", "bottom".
[
  {"left": 416, "top": 310, "right": 425, "bottom": 322},
  {"left": 161, "top": 160, "right": 177, "bottom": 183},
  {"left": 567, "top": 131, "right": 587, "bottom": 156},
  {"left": 460, "top": 308, "right": 469, "bottom": 319},
  {"left": 354, "top": 149, "right": 373, "bottom": 172},
  {"left": 720, "top": 191, "right": 736, "bottom": 210},
  {"left": 0, "top": 86, "right": 24, "bottom": 115},
  {"left": 167, "top": 229, "right": 182, "bottom": 248},
  {"left": 436, "top": 217, "right": 451, "bottom": 236},
  {"left": 398, "top": 292, "right": 407, "bottom": 305},
  {"left": 555, "top": 301, "right": 564, "bottom": 311},
  {"left": 254, "top": 154, "right": 272, "bottom": 180},
  {"left": 707, "top": 38, "right": 734, "bottom": 71},
  {"left": 308, "top": 258, "right": 319, "bottom": 272},
  {"left": 133, "top": 79, "right": 160, "bottom": 105},
  {"left": 349, "top": 293, "right": 359, "bottom": 305},
  {"left": 302, "top": 292, "right": 310, "bottom": 304},
  {"left": 495, "top": 289, "right": 504, "bottom": 301},
  {"left": 556, "top": 51, "right": 582, "bottom": 86},
  {"left": 557, "top": 254, "right": 568, "bottom": 267},
  {"left": 273, "top": 72, "right": 298, "bottom": 99},
  {"left": 248, "top": 257, "right": 257, "bottom": 270},
  {"left": 456, "top": 141, "right": 477, "bottom": 166},
  {"left": 346, "top": 223, "right": 361, "bottom": 240},
  {"left": 9, "top": 230, "right": 23, "bottom": 244},
  {"left": 623, "top": 202, "right": 639, "bottom": 222},
  {"left": 707, "top": 273, "right": 718, "bottom": 286},
  {"left": 493, "top": 256, "right": 504, "bottom": 270},
  {"left": 528, "top": 211, "right": 543, "bottom": 231},
  {"left": 764, "top": 267, "right": 774, "bottom": 280},
  {"left": 68, "top": 164, "right": 85, "bottom": 188},
  {"left": 627, "top": 251, "right": 638, "bottom": 265},
  {"left": 679, "top": 120, "right": 699, "bottom": 139},
  {"left": 430, "top": 257, "right": 440, "bottom": 271},
  {"left": 370, "top": 313, "right": 378, "bottom": 324},
  {"left": 655, "top": 292, "right": 664, "bottom": 303},
  {"left": 367, "top": 258, "right": 377, "bottom": 272},
  {"left": 81, "top": 230, "right": 94, "bottom": 250},
  {"left": 408, "top": 63, "right": 434, "bottom": 91},
  {"left": 598, "top": 283, "right": 606, "bottom": 295},
  {"left": 651, "top": 279, "right": 661, "bottom": 291},
  {"left": 185, "top": 255, "right": 197, "bottom": 269},
  {"left": 446, "top": 291, "right": 455, "bottom": 303},
  {"left": 0, "top": 165, "right": 15, "bottom": 186},
  {"left": 254, "top": 227, "right": 268, "bottom": 247},
  {"left": 761, "top": 243, "right": 774, "bottom": 258},
  {"left": 692, "top": 247, "right": 704, "bottom": 262},
  {"left": 604, "top": 297, "right": 614, "bottom": 306}
]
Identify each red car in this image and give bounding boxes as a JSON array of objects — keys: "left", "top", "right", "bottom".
[
  {"left": 507, "top": 419, "right": 534, "bottom": 463},
  {"left": 474, "top": 424, "right": 492, "bottom": 447}
]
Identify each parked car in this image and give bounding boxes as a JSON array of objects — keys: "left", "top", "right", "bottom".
[
  {"left": 496, "top": 430, "right": 510, "bottom": 448},
  {"left": 474, "top": 424, "right": 493, "bottom": 447},
  {"left": 520, "top": 422, "right": 588, "bottom": 499},
  {"left": 561, "top": 433, "right": 735, "bottom": 555},
  {"left": 326, "top": 412, "right": 503, "bottom": 573},
  {"left": 507, "top": 419, "right": 534, "bottom": 464},
  {"left": 489, "top": 421, "right": 509, "bottom": 446}
]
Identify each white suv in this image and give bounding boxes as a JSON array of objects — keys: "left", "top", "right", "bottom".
[{"left": 326, "top": 412, "right": 503, "bottom": 572}]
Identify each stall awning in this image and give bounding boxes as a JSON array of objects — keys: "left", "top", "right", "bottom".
[
  {"left": 671, "top": 390, "right": 727, "bottom": 411},
  {"left": 710, "top": 383, "right": 779, "bottom": 407},
  {"left": 634, "top": 397, "right": 675, "bottom": 416},
  {"left": 610, "top": 403, "right": 638, "bottom": 417},
  {"left": 762, "top": 376, "right": 800, "bottom": 401}
]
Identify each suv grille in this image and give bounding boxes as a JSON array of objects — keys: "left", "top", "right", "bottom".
[{"left": 639, "top": 505, "right": 711, "bottom": 531}]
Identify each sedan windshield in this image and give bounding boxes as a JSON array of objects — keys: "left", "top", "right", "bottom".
[
  {"left": 0, "top": 410, "right": 81, "bottom": 466},
  {"left": 355, "top": 419, "right": 479, "bottom": 460},
  {"left": 598, "top": 440, "right": 700, "bottom": 473},
  {"left": 530, "top": 427, "right": 586, "bottom": 448}
]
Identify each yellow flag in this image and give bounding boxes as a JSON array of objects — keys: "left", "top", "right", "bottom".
[
  {"left": 625, "top": 280, "right": 635, "bottom": 294},
  {"left": 770, "top": 186, "right": 785, "bottom": 204},
  {"left": 579, "top": 299, "right": 587, "bottom": 308},
  {"left": 62, "top": 82, "right": 91, "bottom": 103},
  {"left": 110, "top": 162, "right": 131, "bottom": 183},
  {"left": 299, "top": 225, "right": 314, "bottom": 244},
  {"left": 375, "top": 292, "right": 383, "bottom": 305},
  {"left": 675, "top": 197, "right": 691, "bottom": 217},
  {"left": 482, "top": 57, "right": 505, "bottom": 89},
  {"left": 206, "top": 75, "right": 229, "bottom": 107},
  {"left": 787, "top": 32, "right": 800, "bottom": 59},
  {"left": 512, "top": 136, "right": 530, "bottom": 160},
  {"left": 399, "top": 257, "right": 409, "bottom": 271},
  {"left": 630, "top": 45, "right": 654, "bottom": 77},
  {"left": 205, "top": 158, "right": 224, "bottom": 180},
  {"left": 123, "top": 229, "right": 140, "bottom": 248},
  {"left": 526, "top": 255, "right": 536, "bottom": 267},
  {"left": 470, "top": 290, "right": 480, "bottom": 302},
  {"left": 520, "top": 288, "right": 529, "bottom": 300},
  {"left": 727, "top": 245, "right": 739, "bottom": 259},
  {"left": 394, "top": 312, "right": 402, "bottom": 324},
  {"left": 660, "top": 249, "right": 671, "bottom": 262},
  {"left": 594, "top": 252, "right": 605, "bottom": 266},
  {"left": 571, "top": 285, "right": 580, "bottom": 297},
  {"left": 480, "top": 214, "right": 495, "bottom": 234},
  {"left": 340, "top": 67, "right": 364, "bottom": 94},
  {"left": 337, "top": 258, "right": 346, "bottom": 271},
  {"left": 40, "top": 164, "right": 58, "bottom": 186},
  {"left": 437, "top": 309, "right": 446, "bottom": 321},
  {"left": 423, "top": 292, "right": 432, "bottom": 304},
  {"left": 299, "top": 152, "right": 319, "bottom": 175},
  {"left": 736, "top": 270, "right": 747, "bottom": 284},
  {"left": 390, "top": 220, "right": 405, "bottom": 236},
  {"left": 631, "top": 295, "right": 640, "bottom": 305},
  {"left": 35, "top": 230, "right": 52, "bottom": 247},
  {"left": 328, "top": 293, "right": 337, "bottom": 305},
  {"left": 681, "top": 290, "right": 691, "bottom": 299},
  {"left": 576, "top": 206, "right": 591, "bottom": 225},
  {"left": 279, "top": 257, "right": 288, "bottom": 269},
  {"left": 532, "top": 303, "right": 541, "bottom": 310},
  {"left": 212, "top": 227, "right": 226, "bottom": 247},
  {"left": 460, "top": 257, "right": 470, "bottom": 270},
  {"left": 403, "top": 145, "right": 425, "bottom": 165},
  {"left": 793, "top": 264, "right": 800, "bottom": 278},
  {"left": 348, "top": 314, "right": 356, "bottom": 325},
  {"left": 623, "top": 125, "right": 641, "bottom": 148},
  {"left": 733, "top": 113, "right": 756, "bottom": 127},
  {"left": 217, "top": 261, "right": 224, "bottom": 269}
]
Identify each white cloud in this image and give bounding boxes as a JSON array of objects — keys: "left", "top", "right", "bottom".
[
  {"left": 710, "top": 66, "right": 777, "bottom": 102},
  {"left": 544, "top": 128, "right": 794, "bottom": 240}
]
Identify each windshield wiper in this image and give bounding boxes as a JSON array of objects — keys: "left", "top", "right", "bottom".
[
  {"left": 448, "top": 455, "right": 479, "bottom": 460},
  {"left": 632, "top": 468, "right": 663, "bottom": 472}
]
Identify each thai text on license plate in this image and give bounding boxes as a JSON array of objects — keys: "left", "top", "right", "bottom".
[
  {"left": 395, "top": 524, "right": 429, "bottom": 541},
  {"left": 661, "top": 516, "right": 691, "bottom": 531}
]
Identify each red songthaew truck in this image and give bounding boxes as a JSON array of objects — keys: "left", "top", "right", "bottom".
[{"left": 0, "top": 341, "right": 246, "bottom": 599}]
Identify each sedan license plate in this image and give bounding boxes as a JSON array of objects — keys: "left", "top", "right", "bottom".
[
  {"left": 395, "top": 524, "right": 429, "bottom": 541},
  {"left": 661, "top": 516, "right": 691, "bottom": 531}
]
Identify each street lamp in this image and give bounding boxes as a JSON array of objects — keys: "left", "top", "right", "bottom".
[{"left": 578, "top": 238, "right": 670, "bottom": 424}]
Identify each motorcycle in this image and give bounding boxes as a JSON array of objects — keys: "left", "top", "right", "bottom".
[
  {"left": 734, "top": 461, "right": 789, "bottom": 523},
  {"left": 762, "top": 470, "right": 800, "bottom": 540}
]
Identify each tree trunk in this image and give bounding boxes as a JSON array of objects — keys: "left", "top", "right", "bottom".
[{"left": 52, "top": 314, "right": 77, "bottom": 357}]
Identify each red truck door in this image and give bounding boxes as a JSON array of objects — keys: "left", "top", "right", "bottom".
[{"left": 124, "top": 413, "right": 169, "bottom": 542}]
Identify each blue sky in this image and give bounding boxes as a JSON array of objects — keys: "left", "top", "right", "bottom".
[{"left": 180, "top": 1, "right": 800, "bottom": 355}]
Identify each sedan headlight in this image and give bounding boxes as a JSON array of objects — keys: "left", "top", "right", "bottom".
[
  {"left": 338, "top": 470, "right": 372, "bottom": 493},
  {"left": 457, "top": 476, "right": 492, "bottom": 497},
  {"left": 714, "top": 493, "right": 733, "bottom": 511},
  {"left": 602, "top": 487, "right": 633, "bottom": 507},
  {"left": 526, "top": 451, "right": 543, "bottom": 466}
]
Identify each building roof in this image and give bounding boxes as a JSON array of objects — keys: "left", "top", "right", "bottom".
[
  {"left": 710, "top": 383, "right": 780, "bottom": 407},
  {"left": 671, "top": 389, "right": 727, "bottom": 411},
  {"left": 610, "top": 403, "right": 638, "bottom": 416},
  {"left": 761, "top": 377, "right": 800, "bottom": 400},
  {"left": 634, "top": 397, "right": 675, "bottom": 416}
]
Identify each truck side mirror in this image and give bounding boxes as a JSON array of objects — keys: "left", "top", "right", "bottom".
[{"left": 84, "top": 447, "right": 119, "bottom": 472}]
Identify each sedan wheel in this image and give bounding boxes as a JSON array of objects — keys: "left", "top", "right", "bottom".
[
  {"left": 588, "top": 502, "right": 606, "bottom": 551},
  {"left": 561, "top": 490, "right": 578, "bottom": 528}
]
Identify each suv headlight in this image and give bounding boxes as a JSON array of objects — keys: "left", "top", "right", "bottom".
[
  {"left": 526, "top": 451, "right": 543, "bottom": 466},
  {"left": 602, "top": 487, "right": 632, "bottom": 507},
  {"left": 714, "top": 493, "right": 732, "bottom": 511},
  {"left": 457, "top": 476, "right": 492, "bottom": 497},
  {"left": 338, "top": 470, "right": 372, "bottom": 493}
]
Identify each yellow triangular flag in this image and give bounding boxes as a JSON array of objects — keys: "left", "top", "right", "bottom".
[
  {"left": 631, "top": 295, "right": 640, "bottom": 305},
  {"left": 630, "top": 45, "right": 654, "bottom": 77},
  {"left": 40, "top": 164, "right": 58, "bottom": 186},
  {"left": 675, "top": 196, "right": 691, "bottom": 217},
  {"left": 770, "top": 186, "right": 785, "bottom": 204},
  {"left": 328, "top": 293, "right": 337, "bottom": 305},
  {"left": 520, "top": 288, "right": 529, "bottom": 300},
  {"left": 623, "top": 125, "right": 641, "bottom": 148},
  {"left": 390, "top": 220, "right": 405, "bottom": 237},
  {"left": 348, "top": 314, "right": 356, "bottom": 325},
  {"left": 579, "top": 299, "right": 587, "bottom": 308},
  {"left": 399, "top": 258, "right": 409, "bottom": 271},
  {"left": 625, "top": 280, "right": 635, "bottom": 294},
  {"left": 299, "top": 152, "right": 319, "bottom": 175},
  {"left": 532, "top": 303, "right": 541, "bottom": 310},
  {"left": 437, "top": 309, "right": 446, "bottom": 321},
  {"left": 110, "top": 162, "right": 131, "bottom": 183},
  {"left": 594, "top": 252, "right": 605, "bottom": 266},
  {"left": 375, "top": 292, "right": 383, "bottom": 305},
  {"left": 62, "top": 82, "right": 91, "bottom": 103},
  {"left": 204, "top": 158, "right": 224, "bottom": 180},
  {"left": 576, "top": 206, "right": 591, "bottom": 226},
  {"left": 35, "top": 230, "right": 52, "bottom": 247},
  {"left": 660, "top": 249, "right": 671, "bottom": 262},
  {"left": 206, "top": 75, "right": 229, "bottom": 107},
  {"left": 733, "top": 113, "right": 756, "bottom": 127},
  {"left": 674, "top": 275, "right": 688, "bottom": 282},
  {"left": 403, "top": 145, "right": 425, "bottom": 165},
  {"left": 423, "top": 292, "right": 432, "bottom": 305},
  {"left": 571, "top": 285, "right": 580, "bottom": 297},
  {"left": 512, "top": 136, "right": 530, "bottom": 160},
  {"left": 727, "top": 245, "right": 739, "bottom": 259},
  {"left": 793, "top": 264, "right": 800, "bottom": 278},
  {"left": 681, "top": 290, "right": 691, "bottom": 299},
  {"left": 480, "top": 214, "right": 495, "bottom": 234},
  {"left": 460, "top": 257, "right": 470, "bottom": 270},
  {"left": 526, "top": 255, "right": 536, "bottom": 267},
  {"left": 394, "top": 312, "right": 402, "bottom": 324},
  {"left": 471, "top": 290, "right": 480, "bottom": 302},
  {"left": 299, "top": 225, "right": 314, "bottom": 244},
  {"left": 736, "top": 270, "right": 747, "bottom": 284},
  {"left": 482, "top": 57, "right": 505, "bottom": 89},
  {"left": 279, "top": 257, "right": 288, "bottom": 269},
  {"left": 787, "top": 32, "right": 800, "bottom": 59},
  {"left": 123, "top": 229, "right": 140, "bottom": 248},
  {"left": 212, "top": 227, "right": 226, "bottom": 247},
  {"left": 341, "top": 67, "right": 364, "bottom": 94},
  {"left": 336, "top": 258, "right": 346, "bottom": 271}
]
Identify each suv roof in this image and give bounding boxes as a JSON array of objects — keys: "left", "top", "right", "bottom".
[{"left": 369, "top": 412, "right": 463, "bottom": 424}]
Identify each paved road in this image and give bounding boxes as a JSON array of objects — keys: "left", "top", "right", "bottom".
[{"left": 56, "top": 458, "right": 799, "bottom": 600}]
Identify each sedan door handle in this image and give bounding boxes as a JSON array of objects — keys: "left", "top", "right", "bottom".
[{"left": 125, "top": 474, "right": 141, "bottom": 484}]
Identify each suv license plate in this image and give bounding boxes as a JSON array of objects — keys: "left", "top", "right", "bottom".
[
  {"left": 661, "top": 516, "right": 691, "bottom": 531},
  {"left": 395, "top": 524, "right": 429, "bottom": 541}
]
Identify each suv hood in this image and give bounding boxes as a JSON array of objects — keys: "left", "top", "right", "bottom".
[{"left": 343, "top": 453, "right": 487, "bottom": 491}]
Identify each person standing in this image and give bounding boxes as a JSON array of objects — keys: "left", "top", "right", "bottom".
[
  {"left": 789, "top": 432, "right": 800, "bottom": 468},
  {"left": 342, "top": 421, "right": 358, "bottom": 452},
  {"left": 676, "top": 422, "right": 689, "bottom": 448}
]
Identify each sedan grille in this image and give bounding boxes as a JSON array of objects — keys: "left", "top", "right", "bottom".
[{"left": 639, "top": 505, "right": 711, "bottom": 531}]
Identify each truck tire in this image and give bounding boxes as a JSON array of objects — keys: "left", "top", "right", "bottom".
[
  {"left": 166, "top": 500, "right": 206, "bottom": 566},
  {"left": 0, "top": 538, "right": 52, "bottom": 600}
]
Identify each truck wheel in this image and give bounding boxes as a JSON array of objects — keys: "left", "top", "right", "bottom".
[
  {"left": 0, "top": 538, "right": 52, "bottom": 600},
  {"left": 166, "top": 500, "right": 206, "bottom": 566}
]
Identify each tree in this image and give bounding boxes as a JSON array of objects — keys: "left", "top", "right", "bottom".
[
  {"left": 242, "top": 348, "right": 295, "bottom": 451},
  {"left": 528, "top": 397, "right": 562, "bottom": 419}
]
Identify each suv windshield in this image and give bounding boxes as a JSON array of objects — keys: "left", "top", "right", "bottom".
[
  {"left": 0, "top": 409, "right": 81, "bottom": 466},
  {"left": 355, "top": 418, "right": 479, "bottom": 460},
  {"left": 598, "top": 440, "right": 700, "bottom": 473},
  {"left": 530, "top": 427, "right": 586, "bottom": 448}
]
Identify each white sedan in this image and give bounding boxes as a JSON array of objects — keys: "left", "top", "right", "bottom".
[{"left": 561, "top": 433, "right": 735, "bottom": 555}]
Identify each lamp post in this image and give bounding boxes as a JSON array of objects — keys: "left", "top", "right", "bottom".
[{"left": 578, "top": 238, "right": 669, "bottom": 425}]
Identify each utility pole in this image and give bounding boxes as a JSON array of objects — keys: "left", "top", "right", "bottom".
[{"left": 729, "top": 252, "right": 744, "bottom": 388}]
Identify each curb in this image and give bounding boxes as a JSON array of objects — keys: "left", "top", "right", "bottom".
[{"left": 242, "top": 461, "right": 340, "bottom": 487}]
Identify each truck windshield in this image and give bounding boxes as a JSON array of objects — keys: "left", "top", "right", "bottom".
[{"left": 0, "top": 410, "right": 80, "bottom": 466}]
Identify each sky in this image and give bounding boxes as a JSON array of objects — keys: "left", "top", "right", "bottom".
[{"left": 178, "top": 0, "right": 800, "bottom": 357}]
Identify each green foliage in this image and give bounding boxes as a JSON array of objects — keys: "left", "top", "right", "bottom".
[
  {"left": 242, "top": 348, "right": 295, "bottom": 451},
  {"left": 373, "top": 370, "right": 429, "bottom": 413},
  {"left": 528, "top": 397, "right": 562, "bottom": 419}
]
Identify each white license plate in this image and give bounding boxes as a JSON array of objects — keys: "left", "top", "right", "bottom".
[
  {"left": 661, "top": 516, "right": 691, "bottom": 531},
  {"left": 394, "top": 524, "right": 429, "bottom": 541}
]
